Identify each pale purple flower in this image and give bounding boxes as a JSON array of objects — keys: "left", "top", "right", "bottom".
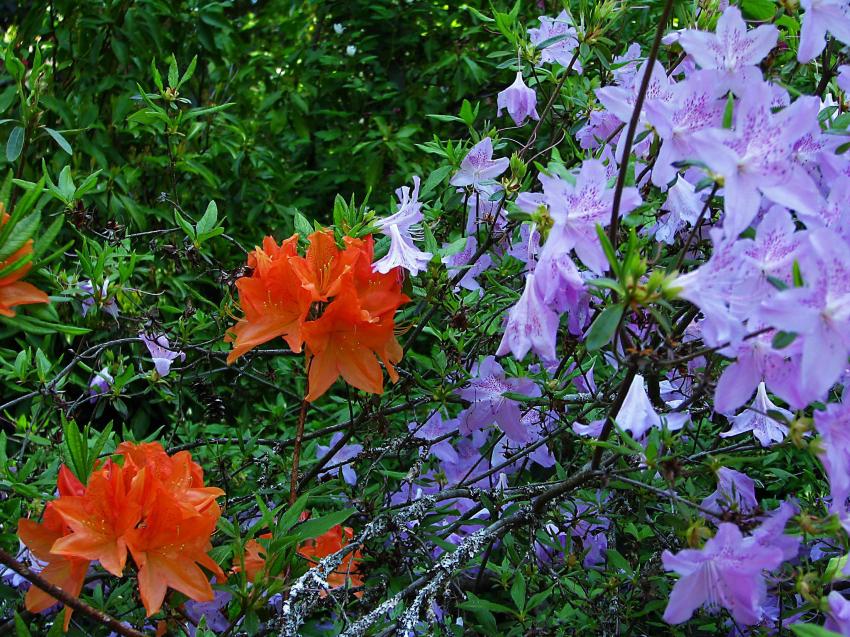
[
  {"left": 611, "top": 43, "right": 643, "bottom": 89},
  {"left": 441, "top": 236, "right": 492, "bottom": 295},
  {"left": 79, "top": 278, "right": 119, "bottom": 318},
  {"left": 839, "top": 66, "right": 850, "bottom": 93},
  {"left": 464, "top": 185, "right": 507, "bottom": 235},
  {"left": 450, "top": 138, "right": 509, "bottom": 190},
  {"left": 649, "top": 176, "right": 704, "bottom": 244},
  {"left": 184, "top": 585, "right": 231, "bottom": 634},
  {"left": 492, "top": 409, "right": 556, "bottom": 470},
  {"left": 457, "top": 356, "right": 541, "bottom": 443},
  {"left": 497, "top": 72, "right": 539, "bottom": 126},
  {"left": 536, "top": 500, "right": 609, "bottom": 568},
  {"left": 533, "top": 234, "right": 586, "bottom": 313},
  {"left": 316, "top": 432, "right": 363, "bottom": 486},
  {"left": 797, "top": 0, "right": 850, "bottom": 63},
  {"left": 826, "top": 592, "right": 850, "bottom": 635},
  {"left": 759, "top": 228, "right": 850, "bottom": 402},
  {"left": 496, "top": 272, "right": 559, "bottom": 362},
  {"left": 576, "top": 109, "right": 622, "bottom": 150},
  {"left": 749, "top": 501, "right": 801, "bottom": 562},
  {"left": 814, "top": 402, "right": 850, "bottom": 516},
  {"left": 139, "top": 332, "right": 186, "bottom": 378},
  {"left": 612, "top": 374, "right": 661, "bottom": 439},
  {"left": 662, "top": 523, "right": 785, "bottom": 625},
  {"left": 440, "top": 430, "right": 491, "bottom": 486},
  {"left": 678, "top": 6, "right": 778, "bottom": 94},
  {"left": 692, "top": 82, "right": 823, "bottom": 237},
  {"left": 409, "top": 411, "right": 459, "bottom": 464},
  {"left": 528, "top": 11, "right": 582, "bottom": 72},
  {"left": 89, "top": 367, "right": 114, "bottom": 402},
  {"left": 701, "top": 467, "right": 758, "bottom": 517},
  {"left": 374, "top": 176, "right": 433, "bottom": 276},
  {"left": 721, "top": 382, "right": 790, "bottom": 447}
]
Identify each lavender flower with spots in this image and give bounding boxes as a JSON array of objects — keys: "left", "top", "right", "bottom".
[
  {"left": 678, "top": 6, "right": 778, "bottom": 94},
  {"left": 449, "top": 137, "right": 509, "bottom": 191},
  {"left": 140, "top": 331, "right": 186, "bottom": 378},
  {"left": 797, "top": 0, "right": 850, "bottom": 63},
  {"left": 720, "top": 382, "right": 790, "bottom": 447},
  {"left": 497, "top": 72, "right": 539, "bottom": 126},
  {"left": 315, "top": 431, "right": 363, "bottom": 486},
  {"left": 496, "top": 272, "right": 559, "bottom": 362},
  {"left": 457, "top": 356, "right": 540, "bottom": 443},
  {"left": 528, "top": 11, "right": 582, "bottom": 72},
  {"left": 662, "top": 522, "right": 787, "bottom": 625},
  {"left": 441, "top": 236, "right": 492, "bottom": 295}
]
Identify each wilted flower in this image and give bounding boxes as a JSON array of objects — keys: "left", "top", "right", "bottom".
[{"left": 79, "top": 278, "right": 119, "bottom": 318}]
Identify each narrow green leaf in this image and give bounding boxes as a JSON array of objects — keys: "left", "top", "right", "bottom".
[
  {"left": 585, "top": 303, "right": 625, "bottom": 351},
  {"left": 296, "top": 509, "right": 355, "bottom": 540},
  {"left": 0, "top": 211, "right": 40, "bottom": 263},
  {"left": 6, "top": 126, "right": 24, "bottom": 162},
  {"left": 44, "top": 127, "right": 72, "bottom": 154},
  {"left": 196, "top": 200, "right": 218, "bottom": 236}
]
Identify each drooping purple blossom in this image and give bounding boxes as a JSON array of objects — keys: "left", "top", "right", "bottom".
[
  {"left": 814, "top": 402, "right": 850, "bottom": 517},
  {"left": 457, "top": 356, "right": 541, "bottom": 443},
  {"left": 491, "top": 408, "right": 556, "bottom": 471},
  {"left": 374, "top": 176, "right": 433, "bottom": 276},
  {"left": 613, "top": 374, "right": 662, "bottom": 439},
  {"left": 450, "top": 138, "right": 509, "bottom": 190},
  {"left": 89, "top": 367, "right": 114, "bottom": 402},
  {"left": 720, "top": 382, "right": 790, "bottom": 447},
  {"left": 826, "top": 591, "right": 850, "bottom": 635},
  {"left": 677, "top": 6, "right": 778, "bottom": 94},
  {"left": 797, "top": 0, "right": 850, "bottom": 63},
  {"left": 662, "top": 523, "right": 786, "bottom": 625},
  {"left": 183, "top": 584, "right": 232, "bottom": 635},
  {"left": 139, "top": 331, "right": 186, "bottom": 378},
  {"left": 315, "top": 432, "right": 364, "bottom": 486},
  {"left": 701, "top": 467, "right": 758, "bottom": 518},
  {"left": 497, "top": 72, "right": 539, "bottom": 126},
  {"left": 649, "top": 176, "right": 704, "bottom": 244},
  {"left": 496, "top": 272, "right": 559, "bottom": 362},
  {"left": 441, "top": 235, "right": 492, "bottom": 295},
  {"left": 528, "top": 11, "right": 582, "bottom": 72}
]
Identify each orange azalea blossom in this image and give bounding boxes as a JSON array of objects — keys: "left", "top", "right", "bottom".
[
  {"left": 234, "top": 525, "right": 363, "bottom": 595},
  {"left": 0, "top": 211, "right": 50, "bottom": 317},
  {"left": 226, "top": 229, "right": 409, "bottom": 401},
  {"left": 16, "top": 442, "right": 225, "bottom": 623}
]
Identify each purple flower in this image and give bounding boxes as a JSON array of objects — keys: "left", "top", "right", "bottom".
[
  {"left": 450, "top": 138, "right": 509, "bottom": 190},
  {"left": 374, "top": 176, "right": 433, "bottom": 276},
  {"left": 139, "top": 332, "right": 186, "bottom": 378},
  {"left": 79, "top": 278, "right": 119, "bottom": 319},
  {"left": 528, "top": 11, "right": 582, "bottom": 72},
  {"left": 497, "top": 72, "right": 539, "bottom": 126},
  {"left": 662, "top": 523, "right": 786, "bottom": 625},
  {"left": 496, "top": 272, "right": 559, "bottom": 362},
  {"left": 839, "top": 66, "right": 850, "bottom": 94},
  {"left": 89, "top": 367, "right": 114, "bottom": 402},
  {"left": 701, "top": 467, "right": 758, "bottom": 517},
  {"left": 597, "top": 60, "right": 674, "bottom": 133},
  {"left": 678, "top": 6, "right": 777, "bottom": 94},
  {"left": 797, "top": 0, "right": 850, "bottom": 63},
  {"left": 814, "top": 402, "right": 850, "bottom": 516},
  {"left": 649, "top": 176, "right": 704, "bottom": 244},
  {"left": 536, "top": 500, "right": 609, "bottom": 568},
  {"left": 749, "top": 501, "right": 801, "bottom": 562},
  {"left": 759, "top": 228, "right": 850, "bottom": 402},
  {"left": 440, "top": 430, "right": 491, "bottom": 486},
  {"left": 492, "top": 409, "right": 556, "bottom": 470},
  {"left": 611, "top": 43, "right": 643, "bottom": 89},
  {"left": 720, "top": 382, "right": 790, "bottom": 447},
  {"left": 612, "top": 374, "right": 662, "bottom": 439},
  {"left": 692, "top": 82, "right": 823, "bottom": 236},
  {"left": 826, "top": 592, "right": 850, "bottom": 635},
  {"left": 457, "top": 356, "right": 541, "bottom": 443},
  {"left": 464, "top": 185, "right": 507, "bottom": 235},
  {"left": 441, "top": 236, "right": 492, "bottom": 295},
  {"left": 315, "top": 432, "right": 363, "bottom": 486},
  {"left": 184, "top": 584, "right": 231, "bottom": 634}
]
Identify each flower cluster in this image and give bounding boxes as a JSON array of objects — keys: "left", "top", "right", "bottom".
[
  {"left": 16, "top": 442, "right": 224, "bottom": 625},
  {"left": 225, "top": 229, "right": 409, "bottom": 401}
]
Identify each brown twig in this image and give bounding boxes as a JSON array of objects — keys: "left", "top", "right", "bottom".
[{"left": 0, "top": 548, "right": 147, "bottom": 637}]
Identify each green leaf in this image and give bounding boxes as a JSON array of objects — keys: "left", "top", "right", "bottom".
[
  {"left": 63, "top": 419, "right": 88, "bottom": 481},
  {"left": 741, "top": 0, "right": 777, "bottom": 21},
  {"left": 150, "top": 59, "right": 164, "bottom": 92},
  {"left": 178, "top": 55, "right": 198, "bottom": 88},
  {"left": 168, "top": 54, "right": 179, "bottom": 88},
  {"left": 510, "top": 571, "right": 526, "bottom": 611},
  {"left": 595, "top": 224, "right": 620, "bottom": 277},
  {"left": 585, "top": 303, "right": 624, "bottom": 351},
  {"left": 174, "top": 210, "right": 196, "bottom": 240},
  {"left": 197, "top": 200, "right": 218, "bottom": 236},
  {"left": 0, "top": 211, "right": 40, "bottom": 263},
  {"left": 790, "top": 625, "right": 843, "bottom": 637},
  {"left": 771, "top": 331, "right": 797, "bottom": 349},
  {"left": 296, "top": 509, "right": 355, "bottom": 540},
  {"left": 6, "top": 126, "right": 24, "bottom": 162},
  {"left": 294, "top": 211, "right": 313, "bottom": 238},
  {"left": 44, "top": 127, "right": 72, "bottom": 154},
  {"left": 420, "top": 165, "right": 453, "bottom": 198},
  {"left": 722, "top": 92, "right": 735, "bottom": 129},
  {"left": 14, "top": 612, "right": 32, "bottom": 637},
  {"left": 278, "top": 494, "right": 310, "bottom": 532}
]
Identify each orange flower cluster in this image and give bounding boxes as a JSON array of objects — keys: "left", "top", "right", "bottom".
[
  {"left": 17, "top": 442, "right": 224, "bottom": 627},
  {"left": 0, "top": 211, "right": 49, "bottom": 317},
  {"left": 236, "top": 524, "right": 363, "bottom": 593},
  {"left": 225, "top": 229, "right": 409, "bottom": 401}
]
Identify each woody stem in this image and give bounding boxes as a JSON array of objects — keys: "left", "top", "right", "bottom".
[
  {"left": 289, "top": 392, "right": 310, "bottom": 505},
  {"left": 0, "top": 548, "right": 147, "bottom": 637}
]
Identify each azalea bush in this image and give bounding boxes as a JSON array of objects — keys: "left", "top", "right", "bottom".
[{"left": 3, "top": 0, "right": 850, "bottom": 635}]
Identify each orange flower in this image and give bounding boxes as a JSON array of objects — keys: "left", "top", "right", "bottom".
[
  {"left": 17, "top": 469, "right": 91, "bottom": 630},
  {"left": 288, "top": 229, "right": 360, "bottom": 302},
  {"left": 225, "top": 235, "right": 312, "bottom": 363},
  {"left": 17, "top": 442, "right": 224, "bottom": 625},
  {"left": 225, "top": 229, "right": 410, "bottom": 400},
  {"left": 232, "top": 532, "right": 272, "bottom": 583},
  {"left": 302, "top": 290, "right": 404, "bottom": 401},
  {"left": 0, "top": 213, "right": 49, "bottom": 317},
  {"left": 297, "top": 525, "right": 363, "bottom": 594}
]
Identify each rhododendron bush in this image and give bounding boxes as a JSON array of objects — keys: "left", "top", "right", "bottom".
[{"left": 3, "top": 0, "right": 850, "bottom": 635}]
